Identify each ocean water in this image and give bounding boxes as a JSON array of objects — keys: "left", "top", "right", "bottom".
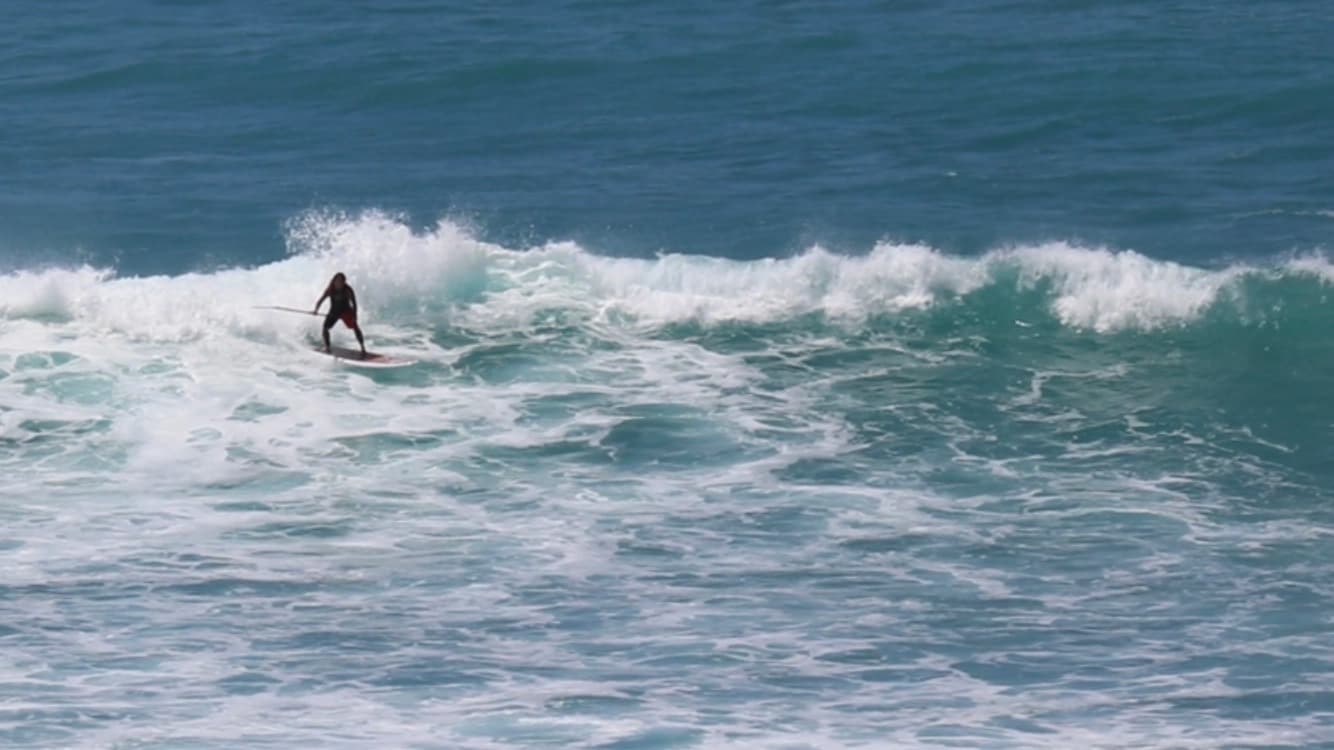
[{"left": 3, "top": 2, "right": 1334, "bottom": 748}]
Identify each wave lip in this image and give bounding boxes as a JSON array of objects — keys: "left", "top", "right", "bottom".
[
  {"left": 4, "top": 212, "right": 1333, "bottom": 337},
  {"left": 995, "top": 242, "right": 1245, "bottom": 332},
  {"left": 275, "top": 211, "right": 1302, "bottom": 332},
  {"left": 0, "top": 266, "right": 109, "bottom": 322}
]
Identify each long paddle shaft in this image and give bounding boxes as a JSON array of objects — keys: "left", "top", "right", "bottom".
[{"left": 257, "top": 305, "right": 320, "bottom": 317}]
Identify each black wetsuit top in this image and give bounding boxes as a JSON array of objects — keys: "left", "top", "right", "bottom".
[
  {"left": 323, "top": 285, "right": 354, "bottom": 327},
  {"left": 328, "top": 286, "right": 352, "bottom": 312}
]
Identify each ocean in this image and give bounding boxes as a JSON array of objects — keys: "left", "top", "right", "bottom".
[{"left": 3, "top": 1, "right": 1333, "bottom": 748}]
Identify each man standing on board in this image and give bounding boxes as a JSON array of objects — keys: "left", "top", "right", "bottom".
[{"left": 313, "top": 272, "right": 367, "bottom": 358}]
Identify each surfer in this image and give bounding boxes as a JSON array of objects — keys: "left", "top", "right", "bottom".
[{"left": 313, "top": 272, "right": 367, "bottom": 357}]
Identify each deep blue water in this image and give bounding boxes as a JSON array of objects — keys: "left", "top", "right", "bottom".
[
  {"left": 6, "top": 0, "right": 1333, "bottom": 273},
  {"left": 3, "top": 2, "right": 1334, "bottom": 748}
]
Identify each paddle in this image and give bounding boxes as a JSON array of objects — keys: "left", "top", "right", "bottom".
[{"left": 256, "top": 305, "right": 320, "bottom": 316}]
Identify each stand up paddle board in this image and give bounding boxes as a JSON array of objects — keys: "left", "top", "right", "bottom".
[
  {"left": 257, "top": 306, "right": 415, "bottom": 368},
  {"left": 317, "top": 345, "right": 415, "bottom": 369}
]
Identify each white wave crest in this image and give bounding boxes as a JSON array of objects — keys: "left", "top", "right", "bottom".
[{"left": 3, "top": 212, "right": 1331, "bottom": 337}]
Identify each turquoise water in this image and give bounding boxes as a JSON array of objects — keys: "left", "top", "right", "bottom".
[{"left": 3, "top": 2, "right": 1334, "bottom": 748}]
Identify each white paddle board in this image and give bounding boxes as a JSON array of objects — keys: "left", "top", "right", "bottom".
[{"left": 317, "top": 345, "right": 415, "bottom": 369}]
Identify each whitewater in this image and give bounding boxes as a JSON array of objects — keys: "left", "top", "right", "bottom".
[{"left": 3, "top": 213, "right": 1332, "bottom": 748}]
